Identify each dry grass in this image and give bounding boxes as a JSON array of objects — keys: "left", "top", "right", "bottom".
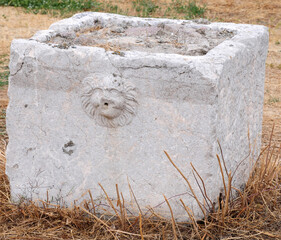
[
  {"left": 0, "top": 128, "right": 280, "bottom": 239},
  {"left": 0, "top": 6, "right": 58, "bottom": 55}
]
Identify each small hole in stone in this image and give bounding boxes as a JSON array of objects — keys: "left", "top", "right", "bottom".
[
  {"left": 24, "top": 104, "right": 28, "bottom": 108},
  {"left": 64, "top": 140, "right": 74, "bottom": 148},
  {"left": 13, "top": 164, "right": 19, "bottom": 169},
  {"left": 62, "top": 140, "right": 75, "bottom": 156},
  {"left": 104, "top": 102, "right": 108, "bottom": 106}
]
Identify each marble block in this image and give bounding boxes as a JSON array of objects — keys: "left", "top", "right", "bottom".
[{"left": 6, "top": 12, "right": 268, "bottom": 221}]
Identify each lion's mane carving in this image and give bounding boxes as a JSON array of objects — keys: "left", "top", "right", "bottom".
[{"left": 81, "top": 74, "right": 138, "bottom": 128}]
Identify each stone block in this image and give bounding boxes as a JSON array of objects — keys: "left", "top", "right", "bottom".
[{"left": 6, "top": 12, "right": 268, "bottom": 220}]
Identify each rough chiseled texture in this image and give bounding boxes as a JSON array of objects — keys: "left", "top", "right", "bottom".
[{"left": 6, "top": 12, "right": 268, "bottom": 221}]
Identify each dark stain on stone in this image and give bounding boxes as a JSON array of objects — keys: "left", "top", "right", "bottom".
[
  {"left": 64, "top": 140, "right": 74, "bottom": 148},
  {"left": 62, "top": 140, "right": 75, "bottom": 155},
  {"left": 112, "top": 51, "right": 125, "bottom": 57}
]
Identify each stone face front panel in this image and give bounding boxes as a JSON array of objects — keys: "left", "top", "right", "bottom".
[{"left": 6, "top": 13, "right": 268, "bottom": 221}]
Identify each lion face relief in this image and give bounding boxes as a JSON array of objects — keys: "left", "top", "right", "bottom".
[{"left": 81, "top": 74, "right": 138, "bottom": 128}]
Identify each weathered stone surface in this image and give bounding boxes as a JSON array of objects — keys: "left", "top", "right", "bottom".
[{"left": 6, "top": 12, "right": 268, "bottom": 221}]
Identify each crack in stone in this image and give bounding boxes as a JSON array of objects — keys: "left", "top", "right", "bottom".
[
  {"left": 105, "top": 50, "right": 124, "bottom": 77},
  {"left": 10, "top": 61, "right": 24, "bottom": 77}
]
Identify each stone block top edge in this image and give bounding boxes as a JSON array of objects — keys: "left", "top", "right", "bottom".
[
  {"left": 25, "top": 12, "right": 268, "bottom": 60},
  {"left": 9, "top": 12, "right": 268, "bottom": 81},
  {"left": 31, "top": 12, "right": 268, "bottom": 40},
  {"left": 9, "top": 38, "right": 206, "bottom": 73},
  {"left": 8, "top": 38, "right": 220, "bottom": 100}
]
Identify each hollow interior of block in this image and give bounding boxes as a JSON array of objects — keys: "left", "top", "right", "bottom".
[{"left": 48, "top": 22, "right": 235, "bottom": 56}]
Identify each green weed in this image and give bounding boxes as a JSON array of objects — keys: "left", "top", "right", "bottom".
[
  {"left": 0, "top": 109, "right": 6, "bottom": 136},
  {"left": 170, "top": 0, "right": 206, "bottom": 19},
  {"left": 268, "top": 63, "right": 281, "bottom": 70},
  {"left": 269, "top": 63, "right": 274, "bottom": 69},
  {"left": 106, "top": 3, "right": 119, "bottom": 14},
  {"left": 0, "top": 54, "right": 8, "bottom": 59},
  {"left": 0, "top": 0, "right": 120, "bottom": 16},
  {"left": 268, "top": 97, "right": 280, "bottom": 104},
  {"left": 132, "top": 0, "right": 159, "bottom": 17},
  {"left": 0, "top": 71, "right": 9, "bottom": 87},
  {"left": 0, "top": 109, "right": 5, "bottom": 120},
  {"left": 0, "top": 55, "right": 9, "bottom": 72},
  {"left": 0, "top": 0, "right": 206, "bottom": 19}
]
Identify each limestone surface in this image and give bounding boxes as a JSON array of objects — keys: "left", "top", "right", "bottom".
[
  {"left": 48, "top": 20, "right": 234, "bottom": 56},
  {"left": 6, "top": 12, "right": 268, "bottom": 221}
]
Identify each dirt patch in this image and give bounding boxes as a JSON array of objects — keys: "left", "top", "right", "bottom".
[{"left": 0, "top": 6, "right": 59, "bottom": 55}]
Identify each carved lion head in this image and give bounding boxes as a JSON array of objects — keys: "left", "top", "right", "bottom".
[{"left": 81, "top": 74, "right": 138, "bottom": 128}]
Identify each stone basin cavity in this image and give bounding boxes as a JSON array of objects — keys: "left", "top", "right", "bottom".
[
  {"left": 47, "top": 19, "right": 234, "bottom": 56},
  {"left": 6, "top": 12, "right": 268, "bottom": 221}
]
